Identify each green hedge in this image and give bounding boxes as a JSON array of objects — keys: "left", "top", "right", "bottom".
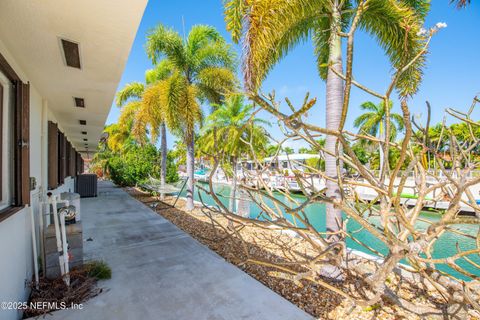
[{"left": 108, "top": 144, "right": 160, "bottom": 186}]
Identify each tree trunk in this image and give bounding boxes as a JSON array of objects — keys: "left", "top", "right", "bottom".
[
  {"left": 186, "top": 133, "right": 195, "bottom": 211},
  {"left": 160, "top": 122, "right": 167, "bottom": 200},
  {"left": 229, "top": 157, "right": 238, "bottom": 213},
  {"left": 319, "top": 2, "right": 346, "bottom": 281},
  {"left": 325, "top": 3, "right": 344, "bottom": 245},
  {"left": 379, "top": 120, "right": 385, "bottom": 174}
]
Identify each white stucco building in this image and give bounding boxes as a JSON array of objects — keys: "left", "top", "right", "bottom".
[{"left": 0, "top": 1, "right": 147, "bottom": 319}]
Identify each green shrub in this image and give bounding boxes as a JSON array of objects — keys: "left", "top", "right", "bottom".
[
  {"left": 166, "top": 151, "right": 180, "bottom": 183},
  {"left": 108, "top": 144, "right": 160, "bottom": 186},
  {"left": 85, "top": 260, "right": 112, "bottom": 280}
]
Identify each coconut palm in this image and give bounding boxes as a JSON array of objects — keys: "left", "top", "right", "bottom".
[
  {"left": 115, "top": 60, "right": 172, "bottom": 192},
  {"left": 354, "top": 101, "right": 404, "bottom": 171},
  {"left": 146, "top": 24, "right": 236, "bottom": 210},
  {"left": 224, "top": 0, "right": 428, "bottom": 248},
  {"left": 199, "top": 94, "right": 269, "bottom": 212}
]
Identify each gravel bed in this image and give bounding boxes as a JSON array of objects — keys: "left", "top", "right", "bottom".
[{"left": 125, "top": 187, "right": 479, "bottom": 320}]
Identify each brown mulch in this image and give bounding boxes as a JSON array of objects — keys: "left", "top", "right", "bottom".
[
  {"left": 23, "top": 268, "right": 103, "bottom": 318},
  {"left": 125, "top": 187, "right": 479, "bottom": 320}
]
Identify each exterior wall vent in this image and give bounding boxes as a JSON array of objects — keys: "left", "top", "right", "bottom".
[
  {"left": 79, "top": 120, "right": 87, "bottom": 125},
  {"left": 74, "top": 97, "right": 85, "bottom": 108},
  {"left": 61, "top": 39, "right": 81, "bottom": 69}
]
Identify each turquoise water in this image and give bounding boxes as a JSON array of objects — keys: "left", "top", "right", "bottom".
[{"left": 182, "top": 182, "right": 480, "bottom": 280}]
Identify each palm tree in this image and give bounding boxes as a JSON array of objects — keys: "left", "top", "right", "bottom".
[
  {"left": 354, "top": 101, "right": 404, "bottom": 171},
  {"left": 93, "top": 122, "right": 145, "bottom": 178},
  {"left": 92, "top": 124, "right": 128, "bottom": 177},
  {"left": 265, "top": 144, "right": 280, "bottom": 157},
  {"left": 224, "top": 0, "right": 428, "bottom": 249},
  {"left": 146, "top": 24, "right": 236, "bottom": 210},
  {"left": 199, "top": 94, "right": 269, "bottom": 212},
  {"left": 116, "top": 61, "right": 171, "bottom": 194},
  {"left": 103, "top": 123, "right": 133, "bottom": 153}
]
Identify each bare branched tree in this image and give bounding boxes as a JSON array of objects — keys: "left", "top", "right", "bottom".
[{"left": 194, "top": 4, "right": 479, "bottom": 318}]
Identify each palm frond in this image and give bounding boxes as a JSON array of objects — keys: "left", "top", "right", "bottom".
[
  {"left": 224, "top": 0, "right": 248, "bottom": 43},
  {"left": 158, "top": 72, "right": 202, "bottom": 140},
  {"left": 145, "top": 60, "right": 175, "bottom": 85},
  {"left": 146, "top": 25, "right": 186, "bottom": 68},
  {"left": 391, "top": 112, "right": 405, "bottom": 131},
  {"left": 186, "top": 25, "right": 222, "bottom": 58},
  {"left": 353, "top": 112, "right": 374, "bottom": 128},
  {"left": 196, "top": 67, "right": 238, "bottom": 104},
  {"left": 360, "top": 0, "right": 429, "bottom": 97},
  {"left": 359, "top": 101, "right": 379, "bottom": 112},
  {"left": 115, "top": 82, "right": 145, "bottom": 107},
  {"left": 230, "top": 0, "right": 329, "bottom": 91},
  {"left": 158, "top": 72, "right": 185, "bottom": 132},
  {"left": 312, "top": 15, "right": 332, "bottom": 80},
  {"left": 118, "top": 101, "right": 141, "bottom": 129},
  {"left": 194, "top": 40, "right": 237, "bottom": 74},
  {"left": 450, "top": 0, "right": 471, "bottom": 8}
]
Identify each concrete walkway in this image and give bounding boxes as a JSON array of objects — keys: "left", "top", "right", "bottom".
[{"left": 50, "top": 181, "right": 312, "bottom": 320}]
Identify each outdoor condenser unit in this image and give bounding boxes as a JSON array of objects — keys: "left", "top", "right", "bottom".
[{"left": 76, "top": 174, "right": 97, "bottom": 197}]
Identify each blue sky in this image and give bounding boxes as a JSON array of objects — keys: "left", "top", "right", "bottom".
[{"left": 107, "top": 1, "right": 480, "bottom": 150}]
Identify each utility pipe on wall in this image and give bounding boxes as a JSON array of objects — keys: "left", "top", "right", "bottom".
[
  {"left": 58, "top": 206, "right": 70, "bottom": 286},
  {"left": 28, "top": 205, "right": 39, "bottom": 289},
  {"left": 50, "top": 194, "right": 64, "bottom": 277},
  {"left": 48, "top": 193, "right": 70, "bottom": 286}
]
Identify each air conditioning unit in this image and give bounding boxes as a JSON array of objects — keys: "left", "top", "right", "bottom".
[{"left": 76, "top": 174, "right": 97, "bottom": 198}]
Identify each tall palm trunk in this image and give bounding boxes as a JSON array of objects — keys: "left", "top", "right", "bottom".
[
  {"left": 325, "top": 3, "right": 344, "bottom": 244},
  {"left": 378, "top": 120, "right": 385, "bottom": 173},
  {"left": 186, "top": 133, "right": 195, "bottom": 211},
  {"left": 160, "top": 122, "right": 167, "bottom": 200},
  {"left": 321, "top": 2, "right": 345, "bottom": 281},
  {"left": 229, "top": 157, "right": 238, "bottom": 213}
]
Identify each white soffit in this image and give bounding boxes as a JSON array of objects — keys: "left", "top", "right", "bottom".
[{"left": 0, "top": 0, "right": 148, "bottom": 151}]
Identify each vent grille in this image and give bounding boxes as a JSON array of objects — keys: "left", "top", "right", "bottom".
[
  {"left": 74, "top": 97, "right": 85, "bottom": 108},
  {"left": 61, "top": 39, "right": 81, "bottom": 69}
]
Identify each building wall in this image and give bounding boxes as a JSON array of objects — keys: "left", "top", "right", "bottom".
[
  {"left": 0, "top": 207, "right": 32, "bottom": 320},
  {"left": 0, "top": 39, "right": 79, "bottom": 320}
]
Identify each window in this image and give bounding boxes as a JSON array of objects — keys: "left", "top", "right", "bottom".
[
  {"left": 58, "top": 131, "right": 66, "bottom": 184},
  {"left": 66, "top": 140, "right": 71, "bottom": 177},
  {"left": 0, "top": 52, "right": 30, "bottom": 221},
  {"left": 14, "top": 81, "right": 30, "bottom": 206},
  {"left": 48, "top": 123, "right": 81, "bottom": 189},
  {"left": 66, "top": 140, "right": 76, "bottom": 178},
  {"left": 0, "top": 73, "right": 12, "bottom": 210},
  {"left": 0, "top": 71, "right": 16, "bottom": 210},
  {"left": 47, "top": 121, "right": 58, "bottom": 189}
]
